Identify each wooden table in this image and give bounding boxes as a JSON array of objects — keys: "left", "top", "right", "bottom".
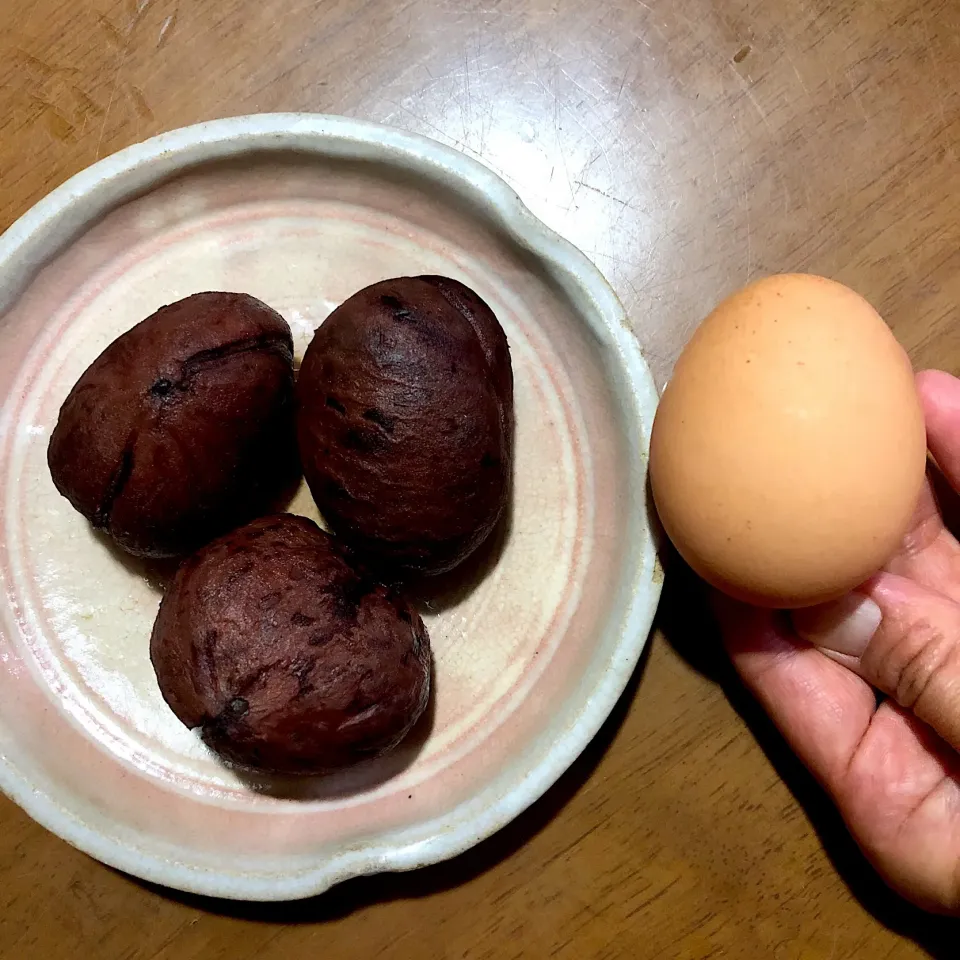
[{"left": 2, "top": 1, "right": 959, "bottom": 956}]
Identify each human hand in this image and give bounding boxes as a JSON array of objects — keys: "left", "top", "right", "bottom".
[{"left": 716, "top": 369, "right": 960, "bottom": 914}]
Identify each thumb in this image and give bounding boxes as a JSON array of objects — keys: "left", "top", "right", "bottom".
[{"left": 793, "top": 573, "right": 960, "bottom": 751}]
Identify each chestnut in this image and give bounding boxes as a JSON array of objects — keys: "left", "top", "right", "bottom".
[
  {"left": 47, "top": 292, "right": 298, "bottom": 558},
  {"left": 297, "top": 275, "right": 513, "bottom": 576},
  {"left": 150, "top": 513, "right": 432, "bottom": 774}
]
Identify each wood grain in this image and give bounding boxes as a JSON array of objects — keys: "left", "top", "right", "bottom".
[{"left": 2, "top": 0, "right": 960, "bottom": 957}]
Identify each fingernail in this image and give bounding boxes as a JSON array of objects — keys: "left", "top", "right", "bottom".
[{"left": 791, "top": 593, "right": 882, "bottom": 659}]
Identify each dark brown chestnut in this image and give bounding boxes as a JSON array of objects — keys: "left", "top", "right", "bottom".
[
  {"left": 297, "top": 275, "right": 514, "bottom": 576},
  {"left": 47, "top": 292, "right": 298, "bottom": 558},
  {"left": 150, "top": 513, "right": 431, "bottom": 775}
]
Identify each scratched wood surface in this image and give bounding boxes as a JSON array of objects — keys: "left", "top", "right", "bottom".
[{"left": 2, "top": 1, "right": 960, "bottom": 957}]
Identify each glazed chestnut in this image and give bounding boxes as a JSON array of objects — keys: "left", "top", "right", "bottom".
[
  {"left": 150, "top": 514, "right": 431, "bottom": 774},
  {"left": 297, "top": 275, "right": 514, "bottom": 576},
  {"left": 47, "top": 292, "right": 298, "bottom": 558}
]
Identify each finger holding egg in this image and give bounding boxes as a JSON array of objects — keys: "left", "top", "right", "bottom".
[{"left": 649, "top": 273, "right": 927, "bottom": 609}]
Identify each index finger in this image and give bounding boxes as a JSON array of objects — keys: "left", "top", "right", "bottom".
[
  {"left": 882, "top": 371, "right": 960, "bottom": 602},
  {"left": 918, "top": 369, "right": 960, "bottom": 490}
]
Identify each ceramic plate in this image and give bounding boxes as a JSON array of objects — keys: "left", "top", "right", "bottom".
[{"left": 0, "top": 114, "right": 661, "bottom": 901}]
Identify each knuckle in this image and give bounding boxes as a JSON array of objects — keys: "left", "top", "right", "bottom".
[{"left": 887, "top": 616, "right": 959, "bottom": 710}]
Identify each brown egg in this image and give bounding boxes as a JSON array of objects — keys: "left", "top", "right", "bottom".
[{"left": 650, "top": 274, "right": 927, "bottom": 608}]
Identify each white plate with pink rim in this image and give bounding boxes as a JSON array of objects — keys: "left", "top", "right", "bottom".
[{"left": 0, "top": 114, "right": 662, "bottom": 901}]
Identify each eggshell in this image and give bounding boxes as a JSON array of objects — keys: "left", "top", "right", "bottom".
[{"left": 650, "top": 274, "right": 927, "bottom": 608}]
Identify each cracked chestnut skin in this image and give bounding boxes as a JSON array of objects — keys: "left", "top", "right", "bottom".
[
  {"left": 297, "top": 276, "right": 514, "bottom": 576},
  {"left": 150, "top": 514, "right": 432, "bottom": 775},
  {"left": 47, "top": 292, "right": 298, "bottom": 558}
]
